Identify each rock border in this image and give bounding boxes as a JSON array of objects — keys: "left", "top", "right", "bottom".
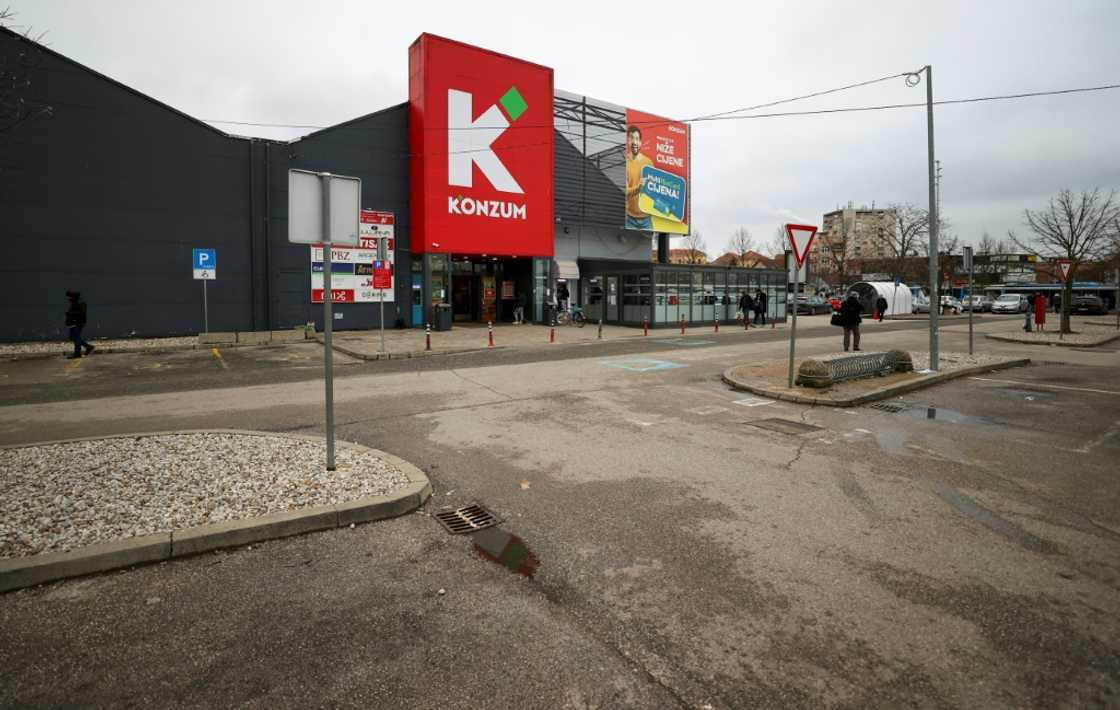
[
  {"left": 985, "top": 331, "right": 1120, "bottom": 348},
  {"left": 0, "top": 429, "right": 431, "bottom": 593},
  {"left": 721, "top": 358, "right": 1031, "bottom": 407}
]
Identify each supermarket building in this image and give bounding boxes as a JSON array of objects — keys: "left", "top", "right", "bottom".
[{"left": 0, "top": 30, "right": 788, "bottom": 342}]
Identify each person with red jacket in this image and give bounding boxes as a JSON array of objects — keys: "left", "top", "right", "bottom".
[{"left": 1034, "top": 291, "right": 1047, "bottom": 330}]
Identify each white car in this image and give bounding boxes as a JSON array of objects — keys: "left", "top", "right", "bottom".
[
  {"left": 911, "top": 294, "right": 931, "bottom": 314},
  {"left": 991, "top": 294, "right": 1028, "bottom": 313},
  {"left": 939, "top": 296, "right": 963, "bottom": 314}
]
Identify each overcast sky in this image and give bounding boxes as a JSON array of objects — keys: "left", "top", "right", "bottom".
[{"left": 12, "top": 0, "right": 1120, "bottom": 256}]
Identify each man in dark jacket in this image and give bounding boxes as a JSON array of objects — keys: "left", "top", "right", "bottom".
[
  {"left": 738, "top": 291, "right": 754, "bottom": 328},
  {"left": 840, "top": 293, "right": 863, "bottom": 351},
  {"left": 754, "top": 289, "right": 768, "bottom": 325},
  {"left": 875, "top": 295, "right": 888, "bottom": 322},
  {"left": 65, "top": 290, "right": 94, "bottom": 359}
]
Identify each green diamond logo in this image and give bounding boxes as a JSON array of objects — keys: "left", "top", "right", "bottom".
[{"left": 499, "top": 86, "right": 528, "bottom": 122}]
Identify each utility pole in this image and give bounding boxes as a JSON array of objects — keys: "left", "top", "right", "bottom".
[{"left": 908, "top": 66, "right": 939, "bottom": 370}]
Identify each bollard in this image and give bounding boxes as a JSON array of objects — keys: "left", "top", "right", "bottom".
[
  {"left": 771, "top": 319, "right": 775, "bottom": 329},
  {"left": 425, "top": 323, "right": 431, "bottom": 351},
  {"left": 598, "top": 317, "right": 603, "bottom": 340},
  {"left": 643, "top": 316, "right": 649, "bottom": 336},
  {"left": 744, "top": 315, "right": 749, "bottom": 331},
  {"left": 488, "top": 321, "right": 494, "bottom": 348},
  {"left": 680, "top": 317, "right": 686, "bottom": 335},
  {"left": 714, "top": 318, "right": 720, "bottom": 333},
  {"left": 549, "top": 318, "right": 556, "bottom": 343}
]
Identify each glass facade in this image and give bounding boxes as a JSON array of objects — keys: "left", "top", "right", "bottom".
[{"left": 580, "top": 260, "right": 788, "bottom": 327}]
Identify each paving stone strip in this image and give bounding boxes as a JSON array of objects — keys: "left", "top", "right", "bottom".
[{"left": 0, "top": 432, "right": 412, "bottom": 560}]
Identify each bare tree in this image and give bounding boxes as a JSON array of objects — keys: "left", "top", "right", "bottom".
[
  {"left": 977, "top": 231, "right": 996, "bottom": 253},
  {"left": 882, "top": 203, "right": 929, "bottom": 283},
  {"left": 1009, "top": 188, "right": 1120, "bottom": 333},
  {"left": 724, "top": 227, "right": 753, "bottom": 266},
  {"left": 765, "top": 226, "right": 787, "bottom": 258},
  {"left": 0, "top": 8, "right": 51, "bottom": 134},
  {"left": 680, "top": 231, "right": 708, "bottom": 264}
]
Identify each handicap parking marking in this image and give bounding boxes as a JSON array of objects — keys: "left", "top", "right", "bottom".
[
  {"left": 732, "top": 396, "right": 774, "bottom": 408},
  {"left": 653, "top": 339, "right": 716, "bottom": 346},
  {"left": 601, "top": 358, "right": 687, "bottom": 372}
]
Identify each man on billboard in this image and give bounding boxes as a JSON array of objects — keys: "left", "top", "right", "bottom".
[{"left": 625, "top": 125, "right": 653, "bottom": 231}]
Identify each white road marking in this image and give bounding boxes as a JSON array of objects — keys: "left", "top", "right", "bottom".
[
  {"left": 733, "top": 397, "right": 774, "bottom": 408},
  {"left": 970, "top": 377, "right": 1120, "bottom": 396},
  {"left": 687, "top": 405, "right": 730, "bottom": 416}
]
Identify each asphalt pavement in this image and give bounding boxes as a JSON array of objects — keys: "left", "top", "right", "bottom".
[{"left": 1, "top": 315, "right": 1118, "bottom": 708}]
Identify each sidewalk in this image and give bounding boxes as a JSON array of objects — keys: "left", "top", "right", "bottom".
[{"left": 318, "top": 320, "right": 784, "bottom": 360}]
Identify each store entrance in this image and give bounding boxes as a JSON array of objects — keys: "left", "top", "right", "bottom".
[{"left": 450, "top": 256, "right": 533, "bottom": 323}]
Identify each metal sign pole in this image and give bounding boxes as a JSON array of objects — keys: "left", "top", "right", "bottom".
[
  {"left": 788, "top": 254, "right": 799, "bottom": 389},
  {"left": 965, "top": 247, "right": 974, "bottom": 355},
  {"left": 925, "top": 65, "right": 940, "bottom": 371},
  {"left": 892, "top": 279, "right": 899, "bottom": 321},
  {"left": 379, "top": 287, "right": 386, "bottom": 353},
  {"left": 203, "top": 279, "right": 209, "bottom": 334},
  {"left": 320, "top": 174, "right": 336, "bottom": 471},
  {"left": 1115, "top": 268, "right": 1119, "bottom": 331}
]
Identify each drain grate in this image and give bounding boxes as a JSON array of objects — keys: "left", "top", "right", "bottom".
[
  {"left": 434, "top": 504, "right": 500, "bottom": 535},
  {"left": 867, "top": 402, "right": 909, "bottom": 413},
  {"left": 748, "top": 418, "right": 824, "bottom": 435}
]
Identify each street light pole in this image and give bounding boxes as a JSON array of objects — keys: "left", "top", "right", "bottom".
[{"left": 909, "top": 65, "right": 939, "bottom": 370}]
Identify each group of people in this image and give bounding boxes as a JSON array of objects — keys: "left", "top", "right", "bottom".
[
  {"left": 736, "top": 289, "right": 769, "bottom": 326},
  {"left": 1024, "top": 291, "right": 1049, "bottom": 332}
]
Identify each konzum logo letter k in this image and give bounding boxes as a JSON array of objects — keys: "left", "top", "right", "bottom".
[{"left": 447, "top": 88, "right": 526, "bottom": 194}]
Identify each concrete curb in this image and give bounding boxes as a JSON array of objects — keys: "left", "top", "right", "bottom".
[
  {"left": 318, "top": 334, "right": 499, "bottom": 361},
  {"left": 0, "top": 430, "right": 431, "bottom": 594},
  {"left": 985, "top": 332, "right": 1120, "bottom": 348},
  {"left": 721, "top": 358, "right": 1032, "bottom": 408}
]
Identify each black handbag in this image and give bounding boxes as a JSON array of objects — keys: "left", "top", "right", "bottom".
[{"left": 830, "top": 313, "right": 843, "bottom": 327}]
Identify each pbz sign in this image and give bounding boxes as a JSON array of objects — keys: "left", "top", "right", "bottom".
[{"left": 193, "top": 248, "right": 216, "bottom": 280}]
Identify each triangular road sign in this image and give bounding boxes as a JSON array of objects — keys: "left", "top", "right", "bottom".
[
  {"left": 1056, "top": 259, "right": 1072, "bottom": 281},
  {"left": 785, "top": 223, "right": 818, "bottom": 269}
]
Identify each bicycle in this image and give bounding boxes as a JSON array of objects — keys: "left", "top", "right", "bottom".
[{"left": 554, "top": 305, "right": 588, "bottom": 327}]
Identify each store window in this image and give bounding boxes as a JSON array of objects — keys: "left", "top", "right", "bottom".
[
  {"left": 583, "top": 276, "right": 603, "bottom": 321},
  {"left": 622, "top": 273, "right": 651, "bottom": 323},
  {"left": 533, "top": 258, "right": 549, "bottom": 322}
]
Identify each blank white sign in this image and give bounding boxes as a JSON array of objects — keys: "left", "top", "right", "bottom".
[{"left": 288, "top": 169, "right": 361, "bottom": 245}]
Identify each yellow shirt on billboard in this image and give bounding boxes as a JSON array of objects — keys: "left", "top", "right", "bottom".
[{"left": 626, "top": 152, "right": 653, "bottom": 218}]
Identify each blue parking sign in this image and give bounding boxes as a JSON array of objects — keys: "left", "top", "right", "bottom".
[{"left": 193, "top": 249, "right": 216, "bottom": 270}]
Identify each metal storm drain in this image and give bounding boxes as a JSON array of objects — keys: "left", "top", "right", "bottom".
[
  {"left": 748, "top": 418, "right": 823, "bottom": 435},
  {"left": 434, "top": 504, "right": 499, "bottom": 535},
  {"left": 867, "top": 402, "right": 910, "bottom": 414}
]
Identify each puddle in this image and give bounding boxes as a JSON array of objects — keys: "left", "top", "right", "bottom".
[
  {"left": 997, "top": 387, "right": 1055, "bottom": 402},
  {"left": 471, "top": 527, "right": 540, "bottom": 578},
  {"left": 903, "top": 406, "right": 974, "bottom": 424}
]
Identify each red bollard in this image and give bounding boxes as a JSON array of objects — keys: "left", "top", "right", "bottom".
[
  {"left": 714, "top": 318, "right": 720, "bottom": 333},
  {"left": 643, "top": 316, "right": 649, "bottom": 336},
  {"left": 771, "top": 319, "right": 775, "bottom": 329},
  {"left": 488, "top": 321, "right": 494, "bottom": 348},
  {"left": 425, "top": 323, "right": 431, "bottom": 351},
  {"left": 680, "top": 317, "right": 686, "bottom": 335},
  {"left": 549, "top": 322, "right": 555, "bottom": 343}
]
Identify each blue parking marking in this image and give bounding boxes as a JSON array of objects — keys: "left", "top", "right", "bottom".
[
  {"left": 602, "top": 358, "right": 687, "bottom": 372},
  {"left": 653, "top": 339, "right": 715, "bottom": 346}
]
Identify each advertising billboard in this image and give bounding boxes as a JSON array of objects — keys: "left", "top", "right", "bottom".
[
  {"left": 408, "top": 34, "right": 554, "bottom": 257},
  {"left": 624, "top": 109, "right": 689, "bottom": 235},
  {"left": 310, "top": 210, "right": 395, "bottom": 303}
]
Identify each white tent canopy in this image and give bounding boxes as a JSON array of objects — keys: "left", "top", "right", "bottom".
[{"left": 848, "top": 281, "right": 912, "bottom": 316}]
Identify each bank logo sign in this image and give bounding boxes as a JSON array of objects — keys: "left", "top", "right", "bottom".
[{"left": 409, "top": 33, "right": 554, "bottom": 257}]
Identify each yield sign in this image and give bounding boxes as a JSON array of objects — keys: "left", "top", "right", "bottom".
[
  {"left": 1056, "top": 259, "right": 1073, "bottom": 281},
  {"left": 785, "top": 223, "right": 818, "bottom": 268}
]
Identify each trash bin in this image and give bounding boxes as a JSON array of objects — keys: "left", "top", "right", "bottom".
[{"left": 434, "top": 303, "right": 453, "bottom": 331}]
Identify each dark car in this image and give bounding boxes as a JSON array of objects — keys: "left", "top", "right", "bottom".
[
  {"left": 796, "top": 296, "right": 833, "bottom": 315},
  {"left": 1071, "top": 294, "right": 1107, "bottom": 315}
]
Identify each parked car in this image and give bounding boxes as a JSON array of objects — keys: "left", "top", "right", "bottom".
[
  {"left": 939, "top": 296, "right": 963, "bottom": 314},
  {"left": 912, "top": 294, "right": 931, "bottom": 314},
  {"left": 991, "top": 294, "right": 1028, "bottom": 313},
  {"left": 796, "top": 296, "right": 833, "bottom": 315},
  {"left": 967, "top": 295, "right": 994, "bottom": 312},
  {"left": 1071, "top": 294, "right": 1107, "bottom": 315}
]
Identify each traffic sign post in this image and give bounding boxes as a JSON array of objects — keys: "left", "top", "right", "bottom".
[
  {"left": 892, "top": 275, "right": 901, "bottom": 322},
  {"left": 192, "top": 249, "right": 216, "bottom": 333},
  {"left": 785, "top": 223, "right": 818, "bottom": 389},
  {"left": 1056, "top": 259, "right": 1073, "bottom": 340},
  {"left": 288, "top": 169, "right": 361, "bottom": 472},
  {"left": 963, "top": 246, "right": 974, "bottom": 355}
]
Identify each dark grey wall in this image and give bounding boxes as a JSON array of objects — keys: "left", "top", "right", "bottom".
[
  {"left": 553, "top": 130, "right": 624, "bottom": 228},
  {"left": 0, "top": 28, "right": 411, "bottom": 342},
  {"left": 0, "top": 28, "right": 254, "bottom": 341}
]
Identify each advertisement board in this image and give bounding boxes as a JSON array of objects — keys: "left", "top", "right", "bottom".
[
  {"left": 408, "top": 33, "right": 554, "bottom": 257},
  {"left": 624, "top": 108, "right": 689, "bottom": 235},
  {"left": 311, "top": 210, "right": 395, "bottom": 303}
]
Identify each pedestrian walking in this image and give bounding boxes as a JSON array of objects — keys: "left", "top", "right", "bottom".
[
  {"left": 839, "top": 293, "right": 863, "bottom": 351},
  {"left": 754, "top": 289, "right": 767, "bottom": 325},
  {"left": 875, "top": 295, "right": 888, "bottom": 322},
  {"left": 1053, "top": 292, "right": 1061, "bottom": 315},
  {"left": 1024, "top": 293, "right": 1034, "bottom": 332},
  {"left": 1034, "top": 291, "right": 1046, "bottom": 331},
  {"left": 738, "top": 291, "right": 754, "bottom": 324},
  {"left": 513, "top": 290, "right": 527, "bottom": 325},
  {"left": 65, "top": 289, "right": 94, "bottom": 359}
]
